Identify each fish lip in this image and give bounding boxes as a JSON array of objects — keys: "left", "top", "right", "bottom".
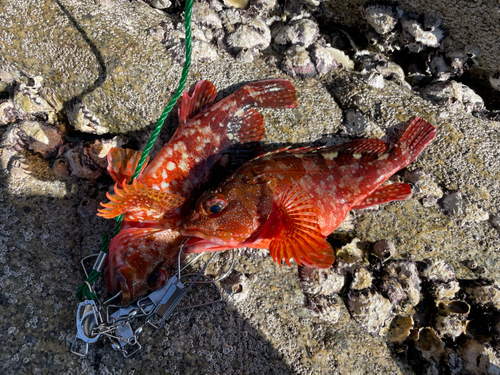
[
  {"left": 181, "top": 230, "right": 234, "bottom": 253},
  {"left": 181, "top": 228, "right": 232, "bottom": 246}
]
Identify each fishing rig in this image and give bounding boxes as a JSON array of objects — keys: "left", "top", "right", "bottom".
[{"left": 71, "top": 242, "right": 234, "bottom": 357}]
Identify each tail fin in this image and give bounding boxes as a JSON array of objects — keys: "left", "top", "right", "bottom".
[
  {"left": 239, "top": 79, "right": 299, "bottom": 109},
  {"left": 393, "top": 117, "right": 437, "bottom": 164}
]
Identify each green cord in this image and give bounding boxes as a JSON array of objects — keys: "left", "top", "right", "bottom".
[{"left": 76, "top": 0, "right": 194, "bottom": 301}]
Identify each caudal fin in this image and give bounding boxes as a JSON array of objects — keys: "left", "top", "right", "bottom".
[
  {"left": 239, "top": 79, "right": 299, "bottom": 109},
  {"left": 393, "top": 117, "right": 437, "bottom": 164}
]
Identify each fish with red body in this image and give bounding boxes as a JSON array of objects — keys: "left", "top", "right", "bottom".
[
  {"left": 98, "top": 79, "right": 299, "bottom": 304},
  {"left": 181, "top": 117, "right": 437, "bottom": 268}
]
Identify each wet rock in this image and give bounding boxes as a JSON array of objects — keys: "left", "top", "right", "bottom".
[
  {"left": 361, "top": 1, "right": 403, "bottom": 35},
  {"left": 298, "top": 266, "right": 344, "bottom": 295},
  {"left": 372, "top": 240, "right": 396, "bottom": 261},
  {"left": 304, "top": 294, "right": 342, "bottom": 324},
  {"left": 16, "top": 120, "right": 64, "bottom": 159},
  {"left": 77, "top": 197, "right": 99, "bottom": 218},
  {"left": 351, "top": 267, "right": 373, "bottom": 290},
  {"left": 386, "top": 314, "right": 413, "bottom": 343},
  {"left": 282, "top": 45, "right": 317, "bottom": 78},
  {"left": 0, "top": 100, "right": 18, "bottom": 126},
  {"left": 345, "top": 289, "right": 393, "bottom": 336},
  {"left": 66, "top": 99, "right": 108, "bottom": 135}
]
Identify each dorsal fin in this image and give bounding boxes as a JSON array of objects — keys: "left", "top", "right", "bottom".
[
  {"left": 266, "top": 185, "right": 335, "bottom": 268},
  {"left": 98, "top": 179, "right": 185, "bottom": 221},
  {"left": 178, "top": 80, "right": 217, "bottom": 125},
  {"left": 107, "top": 147, "right": 149, "bottom": 188},
  {"left": 352, "top": 183, "right": 412, "bottom": 209}
]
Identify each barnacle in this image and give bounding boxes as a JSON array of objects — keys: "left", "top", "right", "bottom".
[{"left": 361, "top": 1, "right": 403, "bottom": 35}]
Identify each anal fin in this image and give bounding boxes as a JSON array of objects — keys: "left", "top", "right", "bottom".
[
  {"left": 352, "top": 183, "right": 412, "bottom": 209},
  {"left": 267, "top": 185, "right": 335, "bottom": 268},
  {"left": 107, "top": 148, "right": 149, "bottom": 188},
  {"left": 98, "top": 179, "right": 185, "bottom": 221}
]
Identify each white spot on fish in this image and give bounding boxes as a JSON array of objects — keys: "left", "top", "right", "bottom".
[
  {"left": 160, "top": 181, "right": 169, "bottom": 189},
  {"left": 228, "top": 133, "right": 234, "bottom": 140},
  {"left": 167, "top": 162, "right": 176, "bottom": 170},
  {"left": 235, "top": 108, "right": 244, "bottom": 117},
  {"left": 353, "top": 153, "right": 362, "bottom": 159},
  {"left": 195, "top": 157, "right": 200, "bottom": 162},
  {"left": 162, "top": 170, "right": 167, "bottom": 179},
  {"left": 178, "top": 159, "right": 189, "bottom": 172},
  {"left": 153, "top": 184, "right": 160, "bottom": 190},
  {"left": 378, "top": 153, "right": 389, "bottom": 160},
  {"left": 322, "top": 151, "right": 338, "bottom": 160}
]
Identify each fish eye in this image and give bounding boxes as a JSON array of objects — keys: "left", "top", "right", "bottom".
[
  {"left": 203, "top": 194, "right": 227, "bottom": 216},
  {"left": 147, "top": 269, "right": 166, "bottom": 289}
]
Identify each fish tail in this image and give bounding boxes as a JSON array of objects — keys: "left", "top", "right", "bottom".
[
  {"left": 239, "top": 79, "right": 299, "bottom": 109},
  {"left": 392, "top": 116, "right": 437, "bottom": 165}
]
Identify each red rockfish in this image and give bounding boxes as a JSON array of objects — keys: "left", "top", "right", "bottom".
[
  {"left": 181, "top": 117, "right": 437, "bottom": 268},
  {"left": 98, "top": 79, "right": 299, "bottom": 304}
]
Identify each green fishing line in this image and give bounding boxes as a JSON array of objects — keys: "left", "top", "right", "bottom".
[{"left": 76, "top": 0, "right": 194, "bottom": 301}]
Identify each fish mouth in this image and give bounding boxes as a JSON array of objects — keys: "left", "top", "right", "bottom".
[{"left": 181, "top": 228, "right": 235, "bottom": 253}]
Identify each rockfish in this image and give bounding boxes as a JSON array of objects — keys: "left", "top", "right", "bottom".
[
  {"left": 98, "top": 79, "right": 299, "bottom": 304},
  {"left": 181, "top": 117, "right": 437, "bottom": 268}
]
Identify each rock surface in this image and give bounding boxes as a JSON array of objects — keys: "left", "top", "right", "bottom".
[{"left": 1, "top": 0, "right": 499, "bottom": 373}]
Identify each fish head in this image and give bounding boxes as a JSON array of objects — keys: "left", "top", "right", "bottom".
[
  {"left": 106, "top": 228, "right": 184, "bottom": 305},
  {"left": 182, "top": 179, "right": 274, "bottom": 252}
]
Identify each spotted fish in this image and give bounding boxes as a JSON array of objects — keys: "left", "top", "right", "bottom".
[
  {"left": 181, "top": 117, "right": 437, "bottom": 268},
  {"left": 98, "top": 79, "right": 299, "bottom": 304}
]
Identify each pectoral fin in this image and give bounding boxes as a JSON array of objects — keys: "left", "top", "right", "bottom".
[
  {"left": 267, "top": 185, "right": 335, "bottom": 269},
  {"left": 98, "top": 179, "right": 185, "bottom": 221},
  {"left": 107, "top": 147, "right": 149, "bottom": 188},
  {"left": 352, "top": 183, "right": 412, "bottom": 209}
]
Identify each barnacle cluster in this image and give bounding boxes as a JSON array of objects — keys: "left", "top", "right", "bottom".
[
  {"left": 298, "top": 237, "right": 500, "bottom": 374},
  {"left": 0, "top": 71, "right": 127, "bottom": 182},
  {"left": 146, "top": 0, "right": 498, "bottom": 118}
]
